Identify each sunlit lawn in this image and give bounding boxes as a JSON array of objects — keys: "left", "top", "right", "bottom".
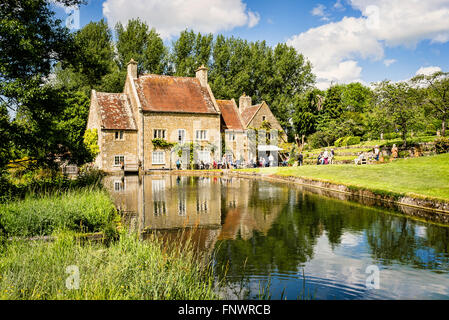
[{"left": 239, "top": 153, "right": 449, "bottom": 201}]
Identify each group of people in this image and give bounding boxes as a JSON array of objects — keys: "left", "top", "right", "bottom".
[
  {"left": 316, "top": 149, "right": 334, "bottom": 165},
  {"left": 175, "top": 153, "right": 282, "bottom": 170}
]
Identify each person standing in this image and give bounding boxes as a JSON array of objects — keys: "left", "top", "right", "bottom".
[
  {"left": 298, "top": 153, "right": 303, "bottom": 166},
  {"left": 374, "top": 145, "right": 380, "bottom": 161}
]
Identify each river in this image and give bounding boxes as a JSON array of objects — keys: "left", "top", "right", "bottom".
[{"left": 105, "top": 174, "right": 449, "bottom": 300}]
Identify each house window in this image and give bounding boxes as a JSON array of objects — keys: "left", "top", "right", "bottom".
[
  {"left": 152, "top": 151, "right": 165, "bottom": 165},
  {"left": 153, "top": 129, "right": 166, "bottom": 139},
  {"left": 114, "top": 155, "right": 125, "bottom": 166},
  {"left": 262, "top": 116, "right": 266, "bottom": 121},
  {"left": 114, "top": 180, "right": 125, "bottom": 192},
  {"left": 195, "top": 130, "right": 207, "bottom": 141},
  {"left": 115, "top": 131, "right": 124, "bottom": 140},
  {"left": 228, "top": 132, "right": 236, "bottom": 141},
  {"left": 178, "top": 129, "right": 186, "bottom": 144}
]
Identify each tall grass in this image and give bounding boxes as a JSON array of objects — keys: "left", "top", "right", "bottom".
[
  {"left": 0, "top": 232, "right": 218, "bottom": 300},
  {"left": 0, "top": 189, "right": 118, "bottom": 237}
]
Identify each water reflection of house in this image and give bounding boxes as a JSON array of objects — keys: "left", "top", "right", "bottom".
[
  {"left": 218, "top": 178, "right": 288, "bottom": 240},
  {"left": 104, "top": 175, "right": 287, "bottom": 249}
]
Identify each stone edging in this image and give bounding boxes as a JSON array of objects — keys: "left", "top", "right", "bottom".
[{"left": 228, "top": 171, "right": 449, "bottom": 215}]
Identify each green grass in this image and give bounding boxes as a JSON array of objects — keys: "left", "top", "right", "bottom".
[
  {"left": 0, "top": 189, "right": 118, "bottom": 237},
  {"left": 0, "top": 232, "right": 218, "bottom": 300},
  {"left": 239, "top": 153, "right": 449, "bottom": 201}
]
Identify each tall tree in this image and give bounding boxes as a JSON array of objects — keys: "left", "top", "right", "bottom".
[
  {"left": 116, "top": 18, "right": 167, "bottom": 75},
  {"left": 412, "top": 71, "right": 449, "bottom": 136},
  {"left": 171, "top": 30, "right": 213, "bottom": 77},
  {"left": 373, "top": 81, "right": 423, "bottom": 146},
  {"left": 0, "top": 0, "right": 85, "bottom": 171}
]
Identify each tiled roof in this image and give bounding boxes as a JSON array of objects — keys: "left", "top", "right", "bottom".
[
  {"left": 134, "top": 75, "right": 219, "bottom": 114},
  {"left": 240, "top": 104, "right": 262, "bottom": 126},
  {"left": 96, "top": 92, "right": 137, "bottom": 130},
  {"left": 216, "top": 100, "right": 244, "bottom": 130}
]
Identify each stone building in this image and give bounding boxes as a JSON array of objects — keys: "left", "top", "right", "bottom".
[{"left": 87, "top": 59, "right": 285, "bottom": 172}]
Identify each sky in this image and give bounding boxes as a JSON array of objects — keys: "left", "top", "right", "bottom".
[{"left": 53, "top": 0, "right": 449, "bottom": 90}]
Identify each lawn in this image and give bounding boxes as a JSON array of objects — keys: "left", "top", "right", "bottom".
[{"left": 239, "top": 153, "right": 449, "bottom": 201}]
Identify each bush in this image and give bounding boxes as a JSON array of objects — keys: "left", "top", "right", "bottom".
[
  {"left": 435, "top": 137, "right": 449, "bottom": 154},
  {"left": 383, "top": 132, "right": 400, "bottom": 140},
  {"left": 307, "top": 131, "right": 328, "bottom": 149},
  {"left": 334, "top": 137, "right": 344, "bottom": 147},
  {"left": 338, "top": 136, "right": 361, "bottom": 147}
]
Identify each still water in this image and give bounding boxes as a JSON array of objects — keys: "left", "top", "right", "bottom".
[{"left": 105, "top": 174, "right": 449, "bottom": 300}]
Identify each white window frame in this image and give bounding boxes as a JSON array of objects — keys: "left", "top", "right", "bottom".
[
  {"left": 178, "top": 129, "right": 186, "bottom": 144},
  {"left": 195, "top": 130, "right": 207, "bottom": 141},
  {"left": 153, "top": 129, "right": 166, "bottom": 139},
  {"left": 152, "top": 151, "right": 165, "bottom": 165},
  {"left": 115, "top": 131, "right": 124, "bottom": 140},
  {"left": 228, "top": 132, "right": 236, "bottom": 141},
  {"left": 114, "top": 155, "right": 125, "bottom": 166}
]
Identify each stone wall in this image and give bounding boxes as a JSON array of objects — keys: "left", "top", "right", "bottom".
[
  {"left": 247, "top": 102, "right": 287, "bottom": 142},
  {"left": 142, "top": 112, "right": 221, "bottom": 170},
  {"left": 100, "top": 130, "right": 138, "bottom": 172}
]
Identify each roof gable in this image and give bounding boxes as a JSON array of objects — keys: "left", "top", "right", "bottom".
[
  {"left": 241, "top": 103, "right": 263, "bottom": 127},
  {"left": 96, "top": 92, "right": 137, "bottom": 130},
  {"left": 134, "top": 75, "right": 219, "bottom": 114},
  {"left": 216, "top": 99, "right": 244, "bottom": 130}
]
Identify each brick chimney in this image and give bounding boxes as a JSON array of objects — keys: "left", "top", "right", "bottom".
[
  {"left": 195, "top": 65, "right": 208, "bottom": 87},
  {"left": 127, "top": 58, "right": 138, "bottom": 79},
  {"left": 239, "top": 93, "right": 252, "bottom": 112}
]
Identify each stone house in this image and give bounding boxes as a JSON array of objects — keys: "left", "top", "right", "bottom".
[{"left": 87, "top": 59, "right": 285, "bottom": 172}]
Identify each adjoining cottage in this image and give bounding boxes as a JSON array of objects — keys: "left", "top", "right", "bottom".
[{"left": 86, "top": 59, "right": 286, "bottom": 172}]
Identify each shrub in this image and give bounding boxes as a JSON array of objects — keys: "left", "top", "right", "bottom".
[
  {"left": 334, "top": 137, "right": 344, "bottom": 147},
  {"left": 339, "top": 136, "right": 361, "bottom": 147},
  {"left": 307, "top": 132, "right": 328, "bottom": 149},
  {"left": 383, "top": 132, "right": 400, "bottom": 140},
  {"left": 435, "top": 137, "right": 449, "bottom": 154},
  {"left": 344, "top": 136, "right": 361, "bottom": 146}
]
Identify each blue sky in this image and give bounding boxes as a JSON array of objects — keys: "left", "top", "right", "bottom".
[{"left": 53, "top": 0, "right": 449, "bottom": 89}]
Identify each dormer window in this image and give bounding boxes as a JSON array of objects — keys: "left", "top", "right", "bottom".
[{"left": 115, "top": 131, "right": 124, "bottom": 140}]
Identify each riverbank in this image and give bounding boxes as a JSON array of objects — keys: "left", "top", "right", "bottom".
[
  {"left": 0, "top": 231, "right": 217, "bottom": 299},
  {"left": 0, "top": 183, "right": 218, "bottom": 300},
  {"left": 233, "top": 153, "right": 449, "bottom": 216}
]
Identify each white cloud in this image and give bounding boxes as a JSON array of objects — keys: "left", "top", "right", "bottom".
[
  {"left": 102, "top": 0, "right": 260, "bottom": 39},
  {"left": 383, "top": 59, "right": 397, "bottom": 67},
  {"left": 288, "top": 0, "right": 449, "bottom": 89},
  {"left": 334, "top": 0, "right": 345, "bottom": 10},
  {"left": 311, "top": 4, "right": 330, "bottom": 21},
  {"left": 415, "top": 66, "right": 442, "bottom": 76}
]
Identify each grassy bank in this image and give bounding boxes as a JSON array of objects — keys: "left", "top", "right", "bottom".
[
  {"left": 239, "top": 153, "right": 449, "bottom": 201},
  {"left": 0, "top": 189, "right": 118, "bottom": 237},
  {"left": 0, "top": 232, "right": 218, "bottom": 300}
]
